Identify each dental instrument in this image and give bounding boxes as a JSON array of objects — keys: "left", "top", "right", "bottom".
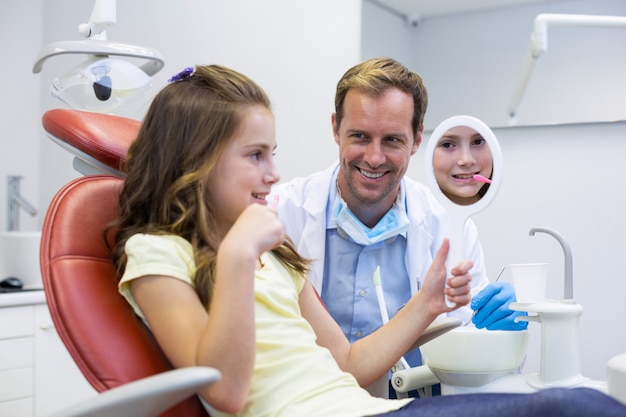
[
  {"left": 472, "top": 174, "right": 492, "bottom": 184},
  {"left": 373, "top": 266, "right": 410, "bottom": 371}
]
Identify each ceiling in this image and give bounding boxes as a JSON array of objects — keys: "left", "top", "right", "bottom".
[{"left": 370, "top": 0, "right": 565, "bottom": 20}]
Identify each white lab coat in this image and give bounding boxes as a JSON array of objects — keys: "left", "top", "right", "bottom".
[{"left": 271, "top": 163, "right": 488, "bottom": 321}]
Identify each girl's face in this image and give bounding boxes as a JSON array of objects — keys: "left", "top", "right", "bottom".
[
  {"left": 433, "top": 125, "right": 493, "bottom": 205},
  {"left": 208, "top": 105, "right": 279, "bottom": 230}
]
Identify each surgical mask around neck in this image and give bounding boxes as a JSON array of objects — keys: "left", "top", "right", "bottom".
[{"left": 333, "top": 195, "right": 409, "bottom": 246}]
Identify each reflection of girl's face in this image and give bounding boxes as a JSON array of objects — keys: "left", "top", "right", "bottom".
[{"left": 433, "top": 126, "right": 493, "bottom": 205}]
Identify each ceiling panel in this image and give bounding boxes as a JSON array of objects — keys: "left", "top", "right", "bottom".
[{"left": 370, "top": 0, "right": 565, "bottom": 19}]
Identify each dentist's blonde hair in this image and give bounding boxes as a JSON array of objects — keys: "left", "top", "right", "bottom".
[{"left": 334, "top": 57, "right": 428, "bottom": 141}]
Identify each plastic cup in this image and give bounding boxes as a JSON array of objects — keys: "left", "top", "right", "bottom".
[{"left": 509, "top": 263, "right": 548, "bottom": 304}]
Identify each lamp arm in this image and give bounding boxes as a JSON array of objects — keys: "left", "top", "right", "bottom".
[
  {"left": 32, "top": 40, "right": 165, "bottom": 76},
  {"left": 77, "top": 0, "right": 117, "bottom": 40},
  {"left": 531, "top": 13, "right": 626, "bottom": 56},
  {"left": 508, "top": 13, "right": 626, "bottom": 123}
]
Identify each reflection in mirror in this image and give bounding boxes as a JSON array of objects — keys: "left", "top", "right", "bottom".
[
  {"left": 433, "top": 126, "right": 494, "bottom": 206},
  {"left": 425, "top": 115, "right": 502, "bottom": 214}
]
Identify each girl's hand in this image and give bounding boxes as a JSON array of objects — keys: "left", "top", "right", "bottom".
[
  {"left": 420, "top": 239, "right": 473, "bottom": 316},
  {"left": 224, "top": 203, "right": 285, "bottom": 258}
]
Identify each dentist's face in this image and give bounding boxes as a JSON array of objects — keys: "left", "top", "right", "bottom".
[
  {"left": 433, "top": 126, "right": 493, "bottom": 205},
  {"left": 332, "top": 88, "right": 420, "bottom": 227}
]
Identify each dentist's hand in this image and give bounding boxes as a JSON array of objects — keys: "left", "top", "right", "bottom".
[{"left": 471, "top": 282, "right": 528, "bottom": 331}]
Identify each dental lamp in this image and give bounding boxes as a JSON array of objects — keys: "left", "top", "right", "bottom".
[
  {"left": 32, "top": 0, "right": 165, "bottom": 114},
  {"left": 508, "top": 13, "right": 626, "bottom": 124}
]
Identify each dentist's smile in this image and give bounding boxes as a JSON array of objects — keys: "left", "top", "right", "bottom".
[{"left": 357, "top": 167, "right": 386, "bottom": 179}]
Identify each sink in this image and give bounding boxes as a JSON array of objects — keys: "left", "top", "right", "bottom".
[{"left": 0, "top": 231, "right": 43, "bottom": 290}]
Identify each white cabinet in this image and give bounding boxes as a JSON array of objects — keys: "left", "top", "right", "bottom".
[
  {"left": 34, "top": 304, "right": 97, "bottom": 416},
  {"left": 0, "top": 305, "right": 34, "bottom": 416},
  {"left": 0, "top": 295, "right": 97, "bottom": 417}
]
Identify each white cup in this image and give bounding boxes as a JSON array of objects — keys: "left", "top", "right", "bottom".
[{"left": 509, "top": 263, "right": 548, "bottom": 304}]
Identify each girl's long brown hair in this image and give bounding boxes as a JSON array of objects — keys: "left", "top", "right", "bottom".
[{"left": 113, "top": 64, "right": 308, "bottom": 308}]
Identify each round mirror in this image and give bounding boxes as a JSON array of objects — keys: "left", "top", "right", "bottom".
[{"left": 424, "top": 115, "right": 502, "bottom": 306}]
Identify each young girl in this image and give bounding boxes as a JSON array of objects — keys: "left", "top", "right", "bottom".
[
  {"left": 113, "top": 65, "right": 625, "bottom": 417},
  {"left": 433, "top": 125, "right": 493, "bottom": 205}
]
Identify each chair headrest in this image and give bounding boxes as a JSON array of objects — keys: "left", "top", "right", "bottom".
[{"left": 42, "top": 109, "right": 140, "bottom": 176}]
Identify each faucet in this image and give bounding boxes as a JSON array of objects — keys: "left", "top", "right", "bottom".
[
  {"left": 529, "top": 226, "right": 573, "bottom": 300},
  {"left": 7, "top": 175, "right": 38, "bottom": 232}
]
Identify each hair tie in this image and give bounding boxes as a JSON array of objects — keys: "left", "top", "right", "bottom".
[{"left": 168, "top": 67, "right": 194, "bottom": 83}]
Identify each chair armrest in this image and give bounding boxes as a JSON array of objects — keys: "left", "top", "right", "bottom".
[
  {"left": 410, "top": 316, "right": 462, "bottom": 351},
  {"left": 47, "top": 367, "right": 221, "bottom": 417}
]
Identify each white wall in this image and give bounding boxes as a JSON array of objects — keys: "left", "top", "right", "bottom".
[
  {"left": 23, "top": 0, "right": 362, "bottom": 231},
  {"left": 361, "top": 0, "right": 412, "bottom": 66},
  {"left": 363, "top": 0, "right": 626, "bottom": 129},
  {"left": 413, "top": 0, "right": 626, "bottom": 128},
  {"left": 0, "top": 1, "right": 44, "bottom": 232},
  {"left": 364, "top": 0, "right": 626, "bottom": 381}
]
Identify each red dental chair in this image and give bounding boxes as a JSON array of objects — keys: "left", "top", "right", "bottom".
[
  {"left": 42, "top": 108, "right": 139, "bottom": 177},
  {"left": 40, "top": 108, "right": 459, "bottom": 415},
  {"left": 40, "top": 109, "right": 216, "bottom": 417}
]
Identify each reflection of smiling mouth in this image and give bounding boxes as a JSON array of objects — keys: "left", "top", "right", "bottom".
[
  {"left": 358, "top": 167, "right": 385, "bottom": 179},
  {"left": 452, "top": 173, "right": 475, "bottom": 180}
]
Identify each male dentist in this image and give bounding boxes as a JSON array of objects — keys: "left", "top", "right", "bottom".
[{"left": 272, "top": 58, "right": 526, "bottom": 382}]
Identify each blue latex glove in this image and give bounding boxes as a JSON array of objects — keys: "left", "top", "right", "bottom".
[{"left": 471, "top": 282, "right": 528, "bottom": 331}]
